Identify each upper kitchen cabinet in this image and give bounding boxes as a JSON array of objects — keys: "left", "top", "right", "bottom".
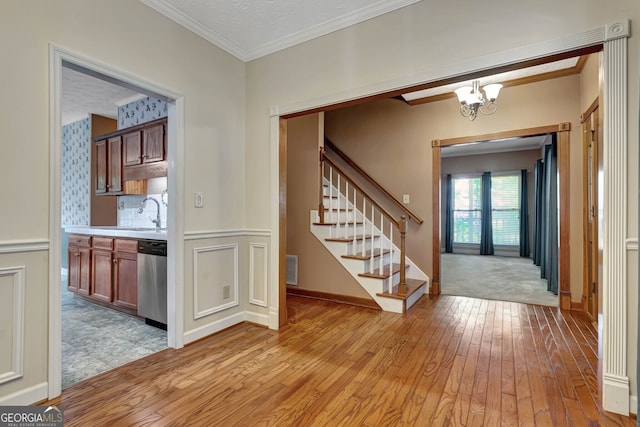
[
  {"left": 122, "top": 121, "right": 165, "bottom": 166},
  {"left": 95, "top": 136, "right": 123, "bottom": 194},
  {"left": 94, "top": 117, "right": 167, "bottom": 195}
]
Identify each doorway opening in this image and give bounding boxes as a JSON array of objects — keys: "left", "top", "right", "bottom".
[{"left": 49, "top": 46, "right": 185, "bottom": 398}]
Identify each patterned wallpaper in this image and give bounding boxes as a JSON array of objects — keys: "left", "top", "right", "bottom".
[
  {"left": 118, "top": 96, "right": 168, "bottom": 129},
  {"left": 62, "top": 117, "right": 91, "bottom": 226}
]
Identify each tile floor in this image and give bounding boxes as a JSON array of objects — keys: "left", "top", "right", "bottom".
[{"left": 61, "top": 273, "right": 167, "bottom": 389}]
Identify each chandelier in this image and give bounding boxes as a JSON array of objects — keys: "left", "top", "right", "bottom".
[{"left": 454, "top": 80, "right": 503, "bottom": 121}]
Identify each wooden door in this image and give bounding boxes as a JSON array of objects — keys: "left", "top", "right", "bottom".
[
  {"left": 95, "top": 139, "right": 108, "bottom": 194},
  {"left": 92, "top": 249, "right": 113, "bottom": 302},
  {"left": 583, "top": 106, "right": 600, "bottom": 322},
  {"left": 123, "top": 131, "right": 142, "bottom": 166},
  {"left": 143, "top": 124, "right": 165, "bottom": 163},
  {"left": 108, "top": 136, "right": 123, "bottom": 193}
]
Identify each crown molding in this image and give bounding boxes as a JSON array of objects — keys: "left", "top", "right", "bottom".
[
  {"left": 140, "top": 0, "right": 421, "bottom": 62},
  {"left": 139, "top": 0, "right": 249, "bottom": 61},
  {"left": 244, "top": 0, "right": 422, "bottom": 61}
]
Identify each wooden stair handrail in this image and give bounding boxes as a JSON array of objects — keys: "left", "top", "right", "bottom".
[
  {"left": 323, "top": 155, "right": 399, "bottom": 228},
  {"left": 325, "top": 138, "right": 424, "bottom": 224}
]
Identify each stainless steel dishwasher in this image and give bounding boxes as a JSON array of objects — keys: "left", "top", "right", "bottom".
[{"left": 137, "top": 239, "right": 167, "bottom": 328}]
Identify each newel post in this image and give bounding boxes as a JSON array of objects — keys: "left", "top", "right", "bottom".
[
  {"left": 398, "top": 215, "right": 408, "bottom": 295},
  {"left": 318, "top": 147, "right": 325, "bottom": 223}
]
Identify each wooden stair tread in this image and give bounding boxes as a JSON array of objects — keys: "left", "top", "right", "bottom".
[
  {"left": 358, "top": 263, "right": 408, "bottom": 279},
  {"left": 325, "top": 234, "right": 379, "bottom": 242},
  {"left": 314, "top": 221, "right": 364, "bottom": 227},
  {"left": 342, "top": 248, "right": 390, "bottom": 260},
  {"left": 376, "top": 278, "right": 426, "bottom": 300},
  {"left": 323, "top": 195, "right": 339, "bottom": 199}
]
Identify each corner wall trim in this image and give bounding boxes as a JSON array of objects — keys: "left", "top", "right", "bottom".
[
  {"left": 626, "top": 238, "right": 638, "bottom": 251},
  {"left": 603, "top": 373, "right": 630, "bottom": 414},
  {"left": 245, "top": 311, "right": 270, "bottom": 326}
]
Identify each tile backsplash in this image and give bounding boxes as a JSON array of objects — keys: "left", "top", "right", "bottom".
[{"left": 117, "top": 177, "right": 168, "bottom": 229}]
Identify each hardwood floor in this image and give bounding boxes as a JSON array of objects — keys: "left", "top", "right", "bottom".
[{"left": 46, "top": 295, "right": 635, "bottom": 426}]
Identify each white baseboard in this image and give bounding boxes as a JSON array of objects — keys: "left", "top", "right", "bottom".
[
  {"left": 183, "top": 312, "right": 245, "bottom": 344},
  {"left": 630, "top": 395, "right": 637, "bottom": 415},
  {"left": 603, "top": 373, "right": 630, "bottom": 415},
  {"left": 0, "top": 382, "right": 48, "bottom": 405},
  {"left": 245, "top": 311, "right": 269, "bottom": 326}
]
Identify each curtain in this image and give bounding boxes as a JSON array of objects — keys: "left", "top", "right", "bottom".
[
  {"left": 445, "top": 174, "right": 453, "bottom": 253},
  {"left": 542, "top": 139, "right": 559, "bottom": 294},
  {"left": 480, "top": 171, "right": 494, "bottom": 255},
  {"left": 532, "top": 159, "right": 544, "bottom": 265},
  {"left": 519, "top": 169, "right": 530, "bottom": 257},
  {"left": 532, "top": 138, "right": 559, "bottom": 295}
]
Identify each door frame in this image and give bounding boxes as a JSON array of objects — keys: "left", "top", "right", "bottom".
[
  {"left": 431, "top": 123, "right": 572, "bottom": 309},
  {"left": 272, "top": 20, "right": 631, "bottom": 414},
  {"left": 48, "top": 45, "right": 186, "bottom": 398}
]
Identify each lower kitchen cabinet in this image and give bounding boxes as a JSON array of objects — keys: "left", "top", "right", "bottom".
[
  {"left": 114, "top": 239, "right": 138, "bottom": 311},
  {"left": 91, "top": 248, "right": 114, "bottom": 303},
  {"left": 67, "top": 234, "right": 140, "bottom": 316},
  {"left": 68, "top": 234, "right": 91, "bottom": 296}
]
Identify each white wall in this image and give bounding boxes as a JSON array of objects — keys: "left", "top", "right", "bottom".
[
  {"left": 245, "top": 0, "right": 639, "bottom": 410},
  {"left": 0, "top": 0, "right": 250, "bottom": 403}
]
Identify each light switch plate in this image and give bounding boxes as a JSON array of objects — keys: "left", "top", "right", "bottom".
[
  {"left": 403, "top": 194, "right": 410, "bottom": 204},
  {"left": 194, "top": 192, "right": 204, "bottom": 208}
]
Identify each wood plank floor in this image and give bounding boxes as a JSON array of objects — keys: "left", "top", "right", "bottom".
[{"left": 46, "top": 295, "right": 635, "bottom": 426}]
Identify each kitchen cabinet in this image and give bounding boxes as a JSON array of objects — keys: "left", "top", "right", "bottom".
[
  {"left": 67, "top": 234, "right": 141, "bottom": 316},
  {"left": 123, "top": 123, "right": 165, "bottom": 167},
  {"left": 95, "top": 136, "right": 123, "bottom": 194},
  {"left": 68, "top": 234, "right": 91, "bottom": 295},
  {"left": 113, "top": 239, "right": 138, "bottom": 311},
  {"left": 91, "top": 237, "right": 114, "bottom": 303}
]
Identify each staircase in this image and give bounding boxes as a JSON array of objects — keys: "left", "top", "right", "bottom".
[{"left": 309, "top": 173, "right": 429, "bottom": 313}]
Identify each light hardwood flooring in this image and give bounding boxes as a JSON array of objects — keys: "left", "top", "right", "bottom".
[{"left": 46, "top": 295, "right": 635, "bottom": 426}]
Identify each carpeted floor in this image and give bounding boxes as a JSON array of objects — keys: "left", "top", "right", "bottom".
[
  {"left": 441, "top": 253, "right": 558, "bottom": 307},
  {"left": 62, "top": 273, "right": 167, "bottom": 389}
]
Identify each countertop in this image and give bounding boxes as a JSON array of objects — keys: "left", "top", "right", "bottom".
[{"left": 66, "top": 226, "right": 167, "bottom": 241}]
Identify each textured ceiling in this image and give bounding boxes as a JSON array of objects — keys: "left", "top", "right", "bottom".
[
  {"left": 140, "top": 0, "right": 421, "bottom": 61},
  {"left": 62, "top": 67, "right": 143, "bottom": 126}
]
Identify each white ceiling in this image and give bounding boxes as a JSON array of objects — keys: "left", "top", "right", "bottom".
[
  {"left": 62, "top": 67, "right": 143, "bottom": 126},
  {"left": 441, "top": 135, "right": 550, "bottom": 158},
  {"left": 139, "top": 0, "right": 421, "bottom": 61}
]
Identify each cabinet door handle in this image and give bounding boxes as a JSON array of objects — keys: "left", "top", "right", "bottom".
[{"left": 112, "top": 259, "right": 117, "bottom": 264}]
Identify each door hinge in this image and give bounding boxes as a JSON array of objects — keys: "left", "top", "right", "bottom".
[{"left": 591, "top": 282, "right": 597, "bottom": 293}]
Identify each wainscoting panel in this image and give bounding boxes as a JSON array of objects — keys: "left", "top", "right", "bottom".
[
  {"left": 193, "top": 244, "right": 239, "bottom": 319},
  {"left": 249, "top": 243, "right": 268, "bottom": 307},
  {"left": 0, "top": 266, "right": 25, "bottom": 385}
]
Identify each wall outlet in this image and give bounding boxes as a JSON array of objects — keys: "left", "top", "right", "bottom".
[
  {"left": 223, "top": 284, "right": 231, "bottom": 300},
  {"left": 403, "top": 194, "right": 410, "bottom": 204},
  {"left": 194, "top": 192, "right": 204, "bottom": 208}
]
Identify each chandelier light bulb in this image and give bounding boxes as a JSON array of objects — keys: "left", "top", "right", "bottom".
[{"left": 454, "top": 80, "right": 502, "bottom": 121}]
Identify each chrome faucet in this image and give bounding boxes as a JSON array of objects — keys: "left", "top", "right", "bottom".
[{"left": 139, "top": 197, "right": 162, "bottom": 231}]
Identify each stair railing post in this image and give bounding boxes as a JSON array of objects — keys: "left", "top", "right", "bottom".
[
  {"left": 398, "top": 215, "right": 408, "bottom": 296},
  {"left": 318, "top": 147, "right": 325, "bottom": 223}
]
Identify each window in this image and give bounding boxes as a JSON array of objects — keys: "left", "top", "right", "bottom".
[
  {"left": 452, "top": 177, "right": 481, "bottom": 244},
  {"left": 491, "top": 175, "right": 520, "bottom": 246},
  {"left": 451, "top": 174, "right": 520, "bottom": 246}
]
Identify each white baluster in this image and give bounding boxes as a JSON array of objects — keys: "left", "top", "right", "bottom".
[
  {"left": 337, "top": 174, "right": 341, "bottom": 237},
  {"left": 345, "top": 181, "right": 349, "bottom": 241},
  {"left": 369, "top": 204, "right": 374, "bottom": 274},
  {"left": 353, "top": 188, "right": 357, "bottom": 256},
  {"left": 390, "top": 226, "right": 394, "bottom": 288},
  {"left": 379, "top": 213, "right": 384, "bottom": 274},
  {"left": 361, "top": 198, "right": 366, "bottom": 257},
  {"left": 329, "top": 167, "right": 333, "bottom": 227}
]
